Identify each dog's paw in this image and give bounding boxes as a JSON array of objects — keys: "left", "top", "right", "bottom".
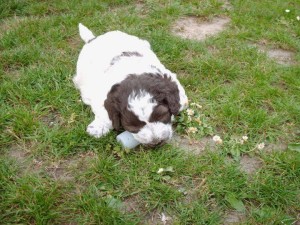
[{"left": 86, "top": 122, "right": 110, "bottom": 138}]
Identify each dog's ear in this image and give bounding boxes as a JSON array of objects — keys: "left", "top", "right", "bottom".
[
  {"left": 164, "top": 94, "right": 180, "bottom": 116},
  {"left": 159, "top": 80, "right": 180, "bottom": 116},
  {"left": 104, "top": 84, "right": 121, "bottom": 131},
  {"left": 150, "top": 104, "right": 171, "bottom": 123},
  {"left": 154, "top": 74, "right": 180, "bottom": 116}
]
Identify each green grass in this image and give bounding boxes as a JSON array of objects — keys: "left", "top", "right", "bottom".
[{"left": 1, "top": 0, "right": 300, "bottom": 224}]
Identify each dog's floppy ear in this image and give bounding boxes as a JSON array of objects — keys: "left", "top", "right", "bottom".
[
  {"left": 164, "top": 94, "right": 180, "bottom": 116},
  {"left": 104, "top": 84, "right": 121, "bottom": 131},
  {"left": 160, "top": 79, "right": 180, "bottom": 116}
]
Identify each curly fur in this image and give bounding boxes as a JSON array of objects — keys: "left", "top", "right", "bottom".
[{"left": 73, "top": 23, "right": 188, "bottom": 146}]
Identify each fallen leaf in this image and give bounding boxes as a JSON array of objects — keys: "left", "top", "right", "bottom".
[
  {"left": 225, "top": 193, "right": 246, "bottom": 212},
  {"left": 288, "top": 143, "right": 300, "bottom": 152}
]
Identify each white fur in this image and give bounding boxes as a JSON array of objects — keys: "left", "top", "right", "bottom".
[
  {"left": 79, "top": 23, "right": 95, "bottom": 43},
  {"left": 132, "top": 122, "right": 173, "bottom": 145},
  {"left": 73, "top": 24, "right": 188, "bottom": 140},
  {"left": 128, "top": 90, "right": 157, "bottom": 122}
]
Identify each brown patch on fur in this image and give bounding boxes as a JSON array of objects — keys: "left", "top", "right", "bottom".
[
  {"left": 104, "top": 73, "right": 180, "bottom": 133},
  {"left": 110, "top": 51, "right": 143, "bottom": 65}
]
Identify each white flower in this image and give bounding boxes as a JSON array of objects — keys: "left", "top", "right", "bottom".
[
  {"left": 213, "top": 135, "right": 221, "bottom": 141},
  {"left": 239, "top": 136, "right": 248, "bottom": 145},
  {"left": 186, "top": 109, "right": 195, "bottom": 116},
  {"left": 212, "top": 135, "right": 223, "bottom": 144},
  {"left": 297, "top": 16, "right": 300, "bottom": 21},
  {"left": 187, "top": 127, "right": 198, "bottom": 134},
  {"left": 285, "top": 9, "right": 290, "bottom": 13},
  {"left": 157, "top": 168, "right": 164, "bottom": 174},
  {"left": 257, "top": 142, "right": 265, "bottom": 150},
  {"left": 242, "top": 136, "right": 248, "bottom": 141}
]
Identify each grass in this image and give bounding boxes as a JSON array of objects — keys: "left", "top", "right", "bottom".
[{"left": 1, "top": 0, "right": 300, "bottom": 224}]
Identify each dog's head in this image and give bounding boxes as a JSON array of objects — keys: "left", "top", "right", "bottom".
[{"left": 104, "top": 73, "right": 180, "bottom": 147}]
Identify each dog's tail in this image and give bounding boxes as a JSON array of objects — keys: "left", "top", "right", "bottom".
[{"left": 79, "top": 23, "right": 95, "bottom": 43}]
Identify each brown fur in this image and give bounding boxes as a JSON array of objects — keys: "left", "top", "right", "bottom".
[
  {"left": 110, "top": 51, "right": 143, "bottom": 66},
  {"left": 104, "top": 73, "right": 180, "bottom": 133}
]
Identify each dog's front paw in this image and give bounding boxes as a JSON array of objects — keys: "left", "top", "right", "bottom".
[{"left": 87, "top": 121, "right": 111, "bottom": 138}]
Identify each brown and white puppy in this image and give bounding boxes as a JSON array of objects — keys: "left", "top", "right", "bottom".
[{"left": 73, "top": 24, "right": 188, "bottom": 146}]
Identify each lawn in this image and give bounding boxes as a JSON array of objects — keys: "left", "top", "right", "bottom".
[{"left": 0, "top": 0, "right": 299, "bottom": 224}]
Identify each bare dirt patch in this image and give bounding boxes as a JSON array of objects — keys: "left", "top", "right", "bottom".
[
  {"left": 135, "top": 1, "right": 149, "bottom": 17},
  {"left": 239, "top": 155, "right": 263, "bottom": 175},
  {"left": 8, "top": 142, "right": 97, "bottom": 182},
  {"left": 252, "top": 43, "right": 296, "bottom": 65},
  {"left": 7, "top": 142, "right": 46, "bottom": 175},
  {"left": 39, "top": 110, "right": 63, "bottom": 127},
  {"left": 223, "top": 210, "right": 246, "bottom": 224},
  {"left": 46, "top": 161, "right": 76, "bottom": 182},
  {"left": 8, "top": 144, "right": 29, "bottom": 163},
  {"left": 264, "top": 142, "right": 287, "bottom": 153},
  {"left": 46, "top": 151, "right": 97, "bottom": 182},
  {"left": 123, "top": 195, "right": 142, "bottom": 213},
  {"left": 182, "top": 178, "right": 209, "bottom": 204},
  {"left": 266, "top": 48, "right": 296, "bottom": 65},
  {"left": 171, "top": 16, "right": 231, "bottom": 41},
  {"left": 170, "top": 134, "right": 216, "bottom": 155}
]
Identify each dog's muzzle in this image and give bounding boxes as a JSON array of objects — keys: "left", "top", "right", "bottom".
[{"left": 132, "top": 122, "right": 173, "bottom": 147}]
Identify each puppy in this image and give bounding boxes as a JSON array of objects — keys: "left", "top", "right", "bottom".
[{"left": 73, "top": 24, "right": 188, "bottom": 146}]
